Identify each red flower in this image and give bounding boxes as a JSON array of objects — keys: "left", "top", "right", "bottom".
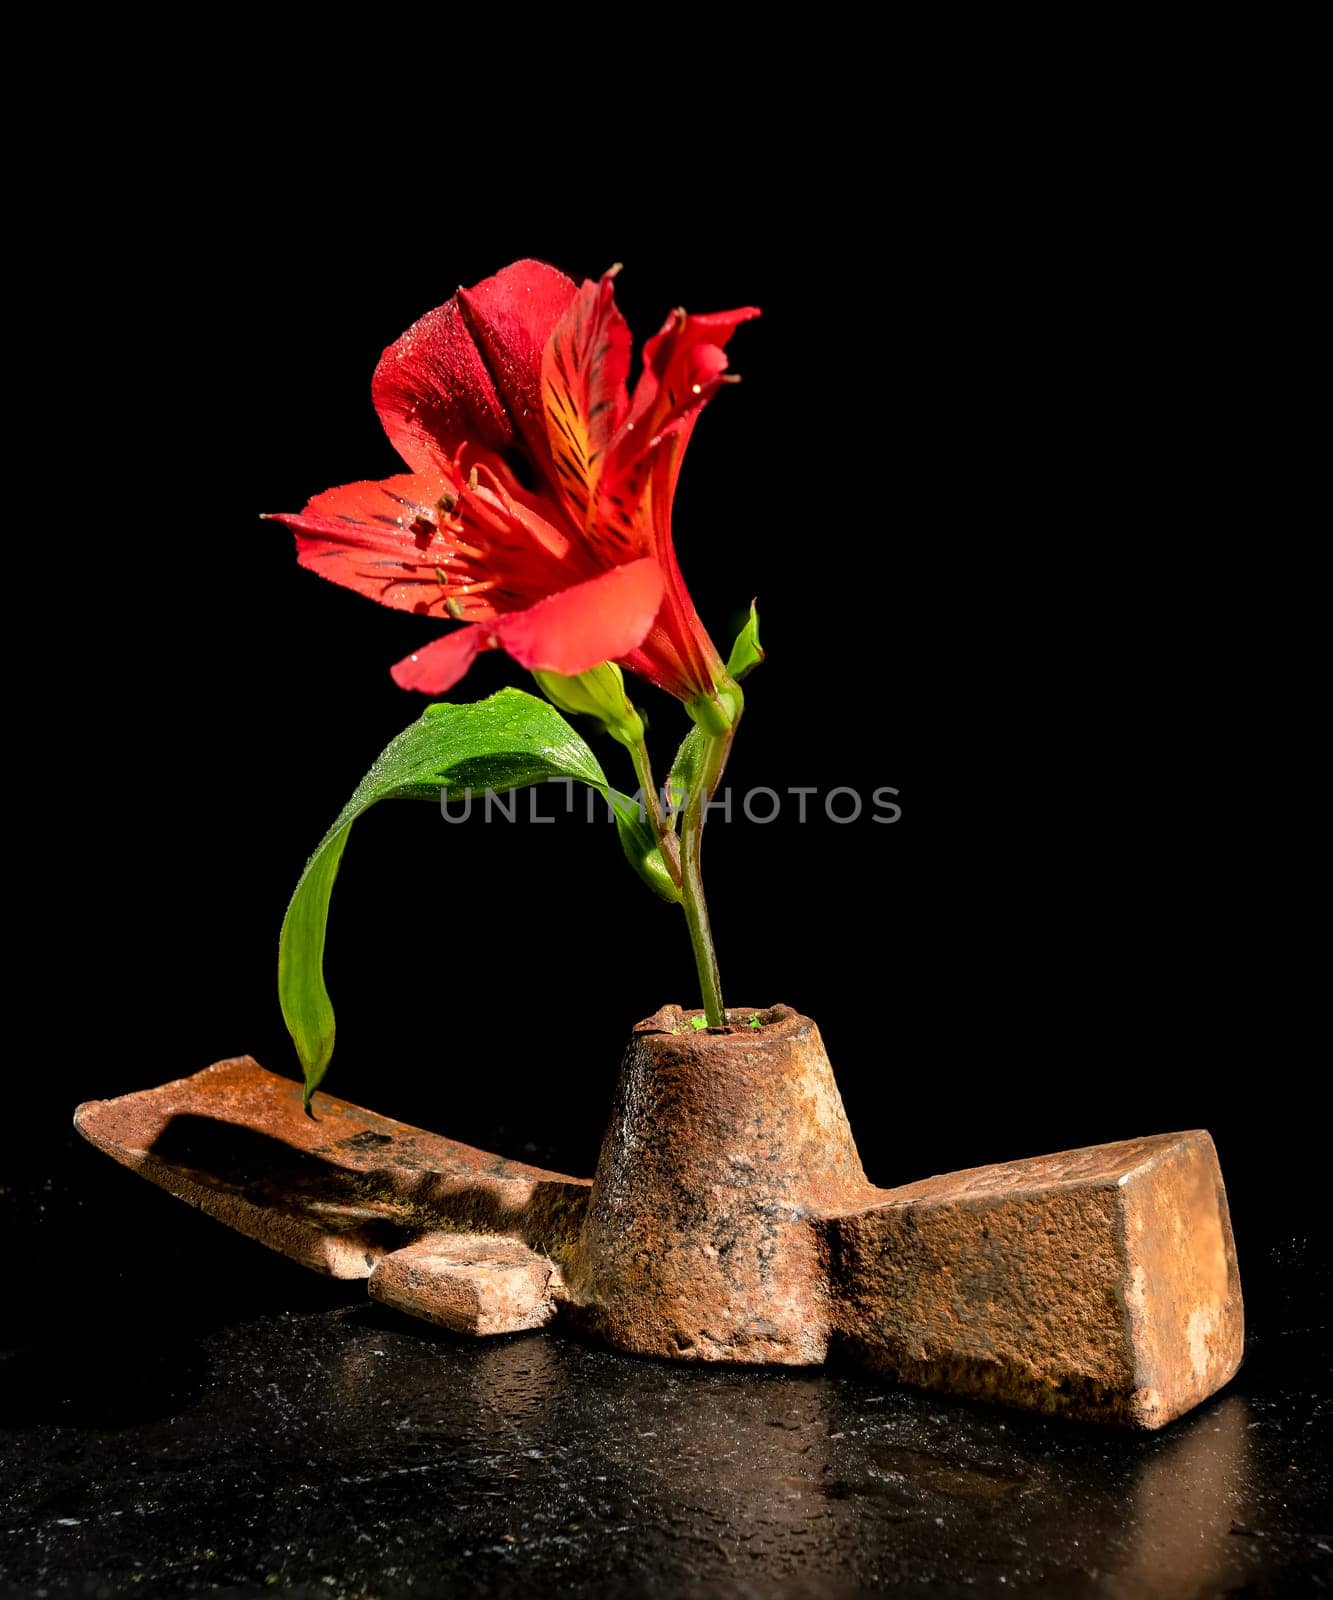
[{"left": 274, "top": 260, "right": 758, "bottom": 702}]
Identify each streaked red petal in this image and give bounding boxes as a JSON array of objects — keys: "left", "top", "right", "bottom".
[
  {"left": 597, "top": 304, "right": 760, "bottom": 559},
  {"left": 390, "top": 628, "right": 487, "bottom": 694},
  {"left": 274, "top": 474, "right": 486, "bottom": 621},
  {"left": 542, "top": 272, "right": 632, "bottom": 531},
  {"left": 492, "top": 558, "right": 664, "bottom": 677},
  {"left": 372, "top": 259, "right": 577, "bottom": 478}
]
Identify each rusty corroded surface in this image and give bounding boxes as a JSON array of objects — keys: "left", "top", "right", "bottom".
[
  {"left": 74, "top": 1016, "right": 1245, "bottom": 1427},
  {"left": 1120, "top": 1131, "right": 1244, "bottom": 1425},
  {"left": 832, "top": 1130, "right": 1243, "bottom": 1427},
  {"left": 562, "top": 1005, "right": 879, "bottom": 1364},
  {"left": 369, "top": 1234, "right": 559, "bottom": 1335},
  {"left": 74, "top": 1057, "right": 590, "bottom": 1277}
]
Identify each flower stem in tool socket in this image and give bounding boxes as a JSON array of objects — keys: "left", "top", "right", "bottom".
[{"left": 272, "top": 261, "right": 765, "bottom": 1101}]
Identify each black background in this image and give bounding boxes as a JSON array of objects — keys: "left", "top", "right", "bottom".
[{"left": 15, "top": 101, "right": 1317, "bottom": 1339}]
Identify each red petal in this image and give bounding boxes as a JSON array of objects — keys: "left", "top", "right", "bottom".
[
  {"left": 458, "top": 260, "right": 581, "bottom": 472},
  {"left": 597, "top": 304, "right": 760, "bottom": 555},
  {"left": 541, "top": 272, "right": 632, "bottom": 531},
  {"left": 274, "top": 474, "right": 489, "bottom": 621},
  {"left": 390, "top": 627, "right": 487, "bottom": 694},
  {"left": 492, "top": 558, "right": 664, "bottom": 677},
  {"left": 626, "top": 305, "right": 760, "bottom": 447},
  {"left": 619, "top": 631, "right": 698, "bottom": 702},
  {"left": 372, "top": 300, "right": 510, "bottom": 478},
  {"left": 620, "top": 440, "right": 725, "bottom": 702},
  {"left": 373, "top": 260, "right": 577, "bottom": 477}
]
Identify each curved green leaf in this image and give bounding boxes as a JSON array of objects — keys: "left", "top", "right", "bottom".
[
  {"left": 607, "top": 790, "right": 681, "bottom": 904},
  {"left": 280, "top": 687, "right": 646, "bottom": 1105}
]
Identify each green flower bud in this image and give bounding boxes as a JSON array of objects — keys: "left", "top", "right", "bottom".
[{"left": 533, "top": 663, "right": 645, "bottom": 748}]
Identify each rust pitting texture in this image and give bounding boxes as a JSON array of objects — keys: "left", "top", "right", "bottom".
[
  {"left": 562, "top": 1004, "right": 880, "bottom": 1365},
  {"left": 75, "top": 1018, "right": 1244, "bottom": 1427},
  {"left": 74, "top": 1056, "right": 590, "bottom": 1279},
  {"left": 369, "top": 1234, "right": 559, "bottom": 1336},
  {"left": 830, "top": 1129, "right": 1243, "bottom": 1427}
]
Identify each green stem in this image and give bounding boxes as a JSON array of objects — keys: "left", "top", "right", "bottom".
[
  {"left": 623, "top": 731, "right": 681, "bottom": 888},
  {"left": 680, "top": 720, "right": 736, "bottom": 1026}
]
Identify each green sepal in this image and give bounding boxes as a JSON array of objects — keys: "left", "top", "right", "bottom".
[
  {"left": 686, "top": 670, "right": 744, "bottom": 737},
  {"left": 726, "top": 601, "right": 764, "bottom": 682},
  {"left": 666, "top": 725, "right": 706, "bottom": 826}
]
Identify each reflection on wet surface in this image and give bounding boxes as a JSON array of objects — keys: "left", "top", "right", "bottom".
[
  {"left": 1120, "top": 1395, "right": 1252, "bottom": 1596},
  {"left": 3, "top": 1300, "right": 1328, "bottom": 1598}
]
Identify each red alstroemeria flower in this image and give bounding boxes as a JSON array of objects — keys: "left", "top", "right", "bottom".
[{"left": 274, "top": 260, "right": 758, "bottom": 703}]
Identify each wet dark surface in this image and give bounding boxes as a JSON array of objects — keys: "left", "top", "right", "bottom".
[{"left": 2, "top": 1165, "right": 1329, "bottom": 1600}]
